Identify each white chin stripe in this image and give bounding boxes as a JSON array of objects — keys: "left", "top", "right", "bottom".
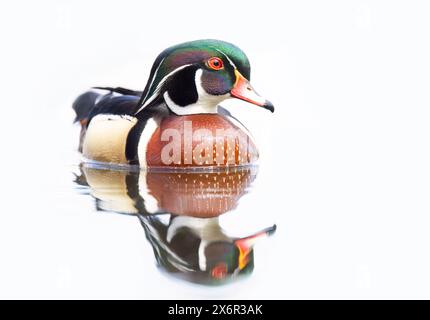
[
  {"left": 164, "top": 91, "right": 218, "bottom": 115},
  {"left": 164, "top": 69, "right": 229, "bottom": 115}
]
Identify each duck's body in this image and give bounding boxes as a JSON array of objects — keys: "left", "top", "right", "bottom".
[{"left": 73, "top": 40, "right": 274, "bottom": 168}]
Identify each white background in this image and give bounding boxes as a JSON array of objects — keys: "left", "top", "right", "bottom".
[{"left": 0, "top": 0, "right": 430, "bottom": 299}]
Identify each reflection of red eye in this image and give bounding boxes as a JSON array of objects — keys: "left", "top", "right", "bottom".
[
  {"left": 207, "top": 57, "right": 224, "bottom": 70},
  {"left": 211, "top": 263, "right": 227, "bottom": 279}
]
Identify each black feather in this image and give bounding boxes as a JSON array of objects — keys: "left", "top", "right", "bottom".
[
  {"left": 87, "top": 94, "right": 139, "bottom": 121},
  {"left": 72, "top": 87, "right": 143, "bottom": 125},
  {"left": 165, "top": 65, "right": 199, "bottom": 107}
]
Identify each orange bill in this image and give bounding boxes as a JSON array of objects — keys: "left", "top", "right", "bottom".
[{"left": 230, "top": 69, "right": 274, "bottom": 112}]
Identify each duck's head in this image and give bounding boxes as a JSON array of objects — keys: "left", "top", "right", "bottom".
[
  {"left": 204, "top": 225, "right": 277, "bottom": 282},
  {"left": 135, "top": 39, "right": 274, "bottom": 116}
]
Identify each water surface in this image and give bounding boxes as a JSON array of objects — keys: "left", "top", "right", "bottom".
[{"left": 74, "top": 163, "right": 276, "bottom": 286}]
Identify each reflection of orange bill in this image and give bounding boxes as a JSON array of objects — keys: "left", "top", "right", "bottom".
[{"left": 236, "top": 225, "right": 277, "bottom": 270}]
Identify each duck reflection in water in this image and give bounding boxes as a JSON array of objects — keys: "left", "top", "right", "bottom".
[{"left": 75, "top": 165, "right": 276, "bottom": 285}]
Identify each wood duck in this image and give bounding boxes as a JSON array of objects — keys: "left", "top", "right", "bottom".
[{"left": 73, "top": 39, "right": 274, "bottom": 168}]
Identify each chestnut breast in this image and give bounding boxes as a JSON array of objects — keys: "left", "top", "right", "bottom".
[{"left": 145, "top": 114, "right": 258, "bottom": 168}]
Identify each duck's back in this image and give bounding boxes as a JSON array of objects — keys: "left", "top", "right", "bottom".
[{"left": 72, "top": 87, "right": 141, "bottom": 124}]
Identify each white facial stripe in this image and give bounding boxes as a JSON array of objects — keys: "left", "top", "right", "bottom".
[
  {"left": 135, "top": 63, "right": 192, "bottom": 114},
  {"left": 215, "top": 48, "right": 236, "bottom": 69},
  {"left": 140, "top": 57, "right": 166, "bottom": 103}
]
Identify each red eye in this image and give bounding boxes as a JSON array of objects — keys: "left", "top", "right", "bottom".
[{"left": 207, "top": 57, "right": 224, "bottom": 70}]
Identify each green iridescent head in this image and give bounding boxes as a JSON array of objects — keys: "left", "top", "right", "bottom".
[{"left": 135, "top": 39, "right": 274, "bottom": 115}]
